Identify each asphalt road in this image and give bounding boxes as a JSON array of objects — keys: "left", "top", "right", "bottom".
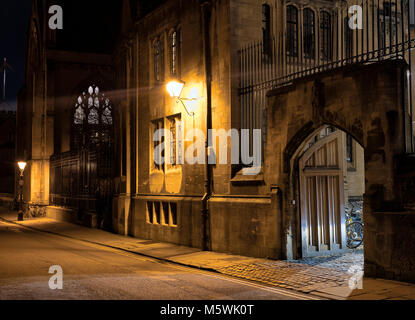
[{"left": 0, "top": 220, "right": 317, "bottom": 300}]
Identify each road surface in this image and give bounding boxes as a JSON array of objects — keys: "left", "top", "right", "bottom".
[{"left": 0, "top": 219, "right": 318, "bottom": 300}]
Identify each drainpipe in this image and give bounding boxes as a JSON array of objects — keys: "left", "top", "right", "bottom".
[{"left": 201, "top": 0, "right": 213, "bottom": 251}]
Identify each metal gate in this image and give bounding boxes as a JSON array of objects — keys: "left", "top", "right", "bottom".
[
  {"left": 50, "top": 85, "right": 114, "bottom": 229},
  {"left": 239, "top": 0, "right": 415, "bottom": 156},
  {"left": 50, "top": 145, "right": 114, "bottom": 229}
]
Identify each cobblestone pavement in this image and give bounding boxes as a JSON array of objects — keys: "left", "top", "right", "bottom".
[
  {"left": 216, "top": 250, "right": 364, "bottom": 293},
  {"left": 288, "top": 249, "right": 364, "bottom": 273}
]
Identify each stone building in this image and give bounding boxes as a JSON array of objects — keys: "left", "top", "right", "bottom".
[
  {"left": 17, "top": 0, "right": 415, "bottom": 282},
  {"left": 17, "top": 0, "right": 121, "bottom": 217}
]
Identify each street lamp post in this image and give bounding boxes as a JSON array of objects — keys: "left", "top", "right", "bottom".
[{"left": 17, "top": 161, "right": 27, "bottom": 221}]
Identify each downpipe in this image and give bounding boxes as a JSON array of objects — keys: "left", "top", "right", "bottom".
[{"left": 201, "top": 0, "right": 213, "bottom": 251}]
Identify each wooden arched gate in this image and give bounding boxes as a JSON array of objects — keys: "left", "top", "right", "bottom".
[{"left": 299, "top": 130, "right": 347, "bottom": 257}]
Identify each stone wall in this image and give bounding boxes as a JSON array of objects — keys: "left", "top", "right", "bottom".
[
  {"left": 266, "top": 59, "right": 415, "bottom": 281},
  {"left": 0, "top": 194, "right": 15, "bottom": 211},
  {"left": 345, "top": 142, "right": 365, "bottom": 199},
  {"left": 46, "top": 206, "right": 98, "bottom": 228},
  {"left": 209, "top": 194, "right": 281, "bottom": 259},
  {"left": 364, "top": 154, "right": 415, "bottom": 282},
  {"left": 130, "top": 197, "right": 204, "bottom": 249}
]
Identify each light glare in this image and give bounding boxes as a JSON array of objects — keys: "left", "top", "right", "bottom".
[
  {"left": 18, "top": 162, "right": 27, "bottom": 171},
  {"left": 166, "top": 81, "right": 185, "bottom": 98}
]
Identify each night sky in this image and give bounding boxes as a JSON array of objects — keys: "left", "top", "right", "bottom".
[{"left": 0, "top": 0, "right": 32, "bottom": 110}]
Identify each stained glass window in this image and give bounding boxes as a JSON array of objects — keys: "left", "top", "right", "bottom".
[{"left": 72, "top": 85, "right": 113, "bottom": 150}]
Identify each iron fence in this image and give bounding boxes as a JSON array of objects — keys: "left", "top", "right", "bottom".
[
  {"left": 239, "top": 0, "right": 415, "bottom": 152},
  {"left": 50, "top": 145, "right": 113, "bottom": 223}
]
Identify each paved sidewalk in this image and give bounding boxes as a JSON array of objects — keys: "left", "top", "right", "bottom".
[{"left": 2, "top": 208, "right": 415, "bottom": 300}]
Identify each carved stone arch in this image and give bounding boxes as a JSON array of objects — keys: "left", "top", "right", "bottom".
[
  {"left": 284, "top": 121, "right": 321, "bottom": 173},
  {"left": 303, "top": 6, "right": 317, "bottom": 15},
  {"left": 279, "top": 123, "right": 361, "bottom": 259},
  {"left": 262, "top": 0, "right": 278, "bottom": 31},
  {"left": 167, "top": 26, "right": 182, "bottom": 77},
  {"left": 167, "top": 25, "right": 182, "bottom": 45},
  {"left": 286, "top": 122, "right": 363, "bottom": 192},
  {"left": 284, "top": 120, "right": 365, "bottom": 173},
  {"left": 283, "top": 1, "right": 302, "bottom": 14},
  {"left": 266, "top": 60, "right": 414, "bottom": 275},
  {"left": 285, "top": 1, "right": 300, "bottom": 12}
]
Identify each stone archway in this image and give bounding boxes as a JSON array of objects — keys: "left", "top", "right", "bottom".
[{"left": 265, "top": 60, "right": 415, "bottom": 282}]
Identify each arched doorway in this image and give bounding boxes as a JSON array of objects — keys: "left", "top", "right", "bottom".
[
  {"left": 296, "top": 126, "right": 365, "bottom": 259},
  {"left": 266, "top": 61, "right": 415, "bottom": 281}
]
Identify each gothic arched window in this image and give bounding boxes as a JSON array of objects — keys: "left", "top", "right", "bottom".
[
  {"left": 154, "top": 37, "right": 164, "bottom": 82},
  {"left": 262, "top": 4, "right": 271, "bottom": 55},
  {"left": 72, "top": 85, "right": 113, "bottom": 150},
  {"left": 169, "top": 29, "right": 181, "bottom": 77},
  {"left": 286, "top": 5, "right": 298, "bottom": 57},
  {"left": 345, "top": 17, "right": 353, "bottom": 59},
  {"left": 303, "top": 8, "right": 315, "bottom": 59},
  {"left": 320, "top": 11, "right": 332, "bottom": 61}
]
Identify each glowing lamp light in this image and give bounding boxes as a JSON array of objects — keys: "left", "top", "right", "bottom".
[
  {"left": 166, "top": 80, "right": 185, "bottom": 98},
  {"left": 17, "top": 161, "right": 27, "bottom": 221},
  {"left": 18, "top": 162, "right": 27, "bottom": 172},
  {"left": 166, "top": 80, "right": 201, "bottom": 117}
]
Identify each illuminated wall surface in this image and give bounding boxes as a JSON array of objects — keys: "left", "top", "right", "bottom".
[{"left": 13, "top": 0, "right": 415, "bottom": 282}]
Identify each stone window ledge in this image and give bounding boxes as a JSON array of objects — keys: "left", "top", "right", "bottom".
[{"left": 231, "top": 167, "right": 264, "bottom": 184}]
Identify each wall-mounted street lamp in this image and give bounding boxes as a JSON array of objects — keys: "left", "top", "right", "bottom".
[
  {"left": 166, "top": 80, "right": 200, "bottom": 117},
  {"left": 17, "top": 161, "right": 27, "bottom": 221},
  {"left": 18, "top": 161, "right": 27, "bottom": 173}
]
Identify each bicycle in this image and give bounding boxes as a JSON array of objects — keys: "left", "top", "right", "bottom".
[{"left": 345, "top": 201, "right": 364, "bottom": 249}]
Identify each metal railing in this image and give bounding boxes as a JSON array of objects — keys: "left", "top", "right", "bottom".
[
  {"left": 50, "top": 146, "right": 113, "bottom": 218},
  {"left": 239, "top": 0, "right": 415, "bottom": 152}
]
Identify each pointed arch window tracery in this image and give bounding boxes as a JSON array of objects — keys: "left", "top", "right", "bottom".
[{"left": 72, "top": 85, "right": 113, "bottom": 150}]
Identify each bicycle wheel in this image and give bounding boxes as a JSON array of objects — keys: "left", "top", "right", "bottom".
[{"left": 346, "top": 222, "right": 364, "bottom": 249}]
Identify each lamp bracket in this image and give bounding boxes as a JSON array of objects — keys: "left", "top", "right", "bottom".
[{"left": 176, "top": 98, "right": 196, "bottom": 117}]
